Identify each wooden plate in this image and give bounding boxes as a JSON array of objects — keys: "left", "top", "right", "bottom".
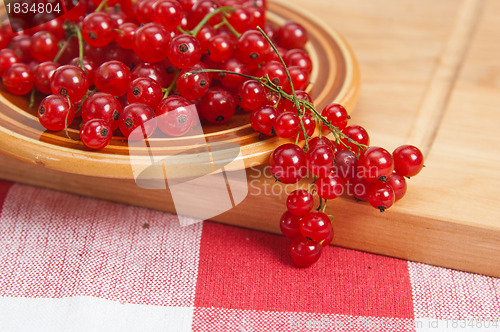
[{"left": 0, "top": 0, "right": 360, "bottom": 179}]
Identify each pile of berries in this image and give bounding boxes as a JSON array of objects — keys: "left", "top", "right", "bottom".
[
  {"left": 0, "top": 0, "right": 311, "bottom": 149},
  {"left": 0, "top": 0, "right": 425, "bottom": 268}
]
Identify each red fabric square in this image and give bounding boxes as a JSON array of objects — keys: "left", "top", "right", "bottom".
[
  {"left": 0, "top": 180, "right": 13, "bottom": 210},
  {"left": 194, "top": 221, "right": 414, "bottom": 318}
]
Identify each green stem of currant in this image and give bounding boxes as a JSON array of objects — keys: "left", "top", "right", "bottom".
[
  {"left": 163, "top": 69, "right": 182, "bottom": 98},
  {"left": 321, "top": 200, "right": 328, "bottom": 213},
  {"left": 72, "top": 24, "right": 85, "bottom": 71},
  {"left": 28, "top": 88, "right": 36, "bottom": 109},
  {"left": 257, "top": 26, "right": 309, "bottom": 151},
  {"left": 190, "top": 7, "right": 236, "bottom": 36},
  {"left": 218, "top": 15, "right": 241, "bottom": 38},
  {"left": 95, "top": 0, "right": 109, "bottom": 12},
  {"left": 53, "top": 35, "right": 75, "bottom": 63},
  {"left": 185, "top": 70, "right": 366, "bottom": 151}
]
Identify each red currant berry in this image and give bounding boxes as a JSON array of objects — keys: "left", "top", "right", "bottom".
[
  {"left": 11, "top": 35, "right": 34, "bottom": 63},
  {"left": 156, "top": 96, "right": 196, "bottom": 136},
  {"left": 235, "top": 30, "right": 270, "bottom": 65},
  {"left": 80, "top": 119, "right": 112, "bottom": 150},
  {"left": 82, "top": 12, "right": 116, "bottom": 48},
  {"left": 257, "top": 60, "right": 287, "bottom": 88},
  {"left": 339, "top": 125, "right": 370, "bottom": 155},
  {"left": 114, "top": 22, "right": 138, "bottom": 50},
  {"left": 131, "top": 62, "right": 169, "bottom": 87},
  {"left": 29, "top": 31, "right": 59, "bottom": 62},
  {"left": 346, "top": 173, "right": 372, "bottom": 201},
  {"left": 136, "top": 0, "right": 158, "bottom": 24},
  {"left": 279, "top": 211, "right": 302, "bottom": 240},
  {"left": 237, "top": 79, "right": 267, "bottom": 111},
  {"left": 94, "top": 60, "right": 131, "bottom": 97},
  {"left": 275, "top": 112, "right": 300, "bottom": 138},
  {"left": 176, "top": 64, "right": 212, "bottom": 100},
  {"left": 82, "top": 92, "right": 122, "bottom": 131},
  {"left": 388, "top": 172, "right": 407, "bottom": 201},
  {"left": 290, "top": 237, "right": 322, "bottom": 267},
  {"left": 316, "top": 173, "right": 343, "bottom": 200},
  {"left": 298, "top": 113, "right": 316, "bottom": 140},
  {"left": 368, "top": 182, "right": 395, "bottom": 212},
  {"left": 38, "top": 95, "right": 75, "bottom": 131},
  {"left": 287, "top": 189, "right": 313, "bottom": 216},
  {"left": 168, "top": 34, "right": 202, "bottom": 69},
  {"left": 358, "top": 146, "right": 394, "bottom": 182},
  {"left": 392, "top": 145, "right": 424, "bottom": 177},
  {"left": 127, "top": 77, "right": 163, "bottom": 110},
  {"left": 250, "top": 106, "right": 278, "bottom": 136},
  {"left": 306, "top": 145, "right": 334, "bottom": 177},
  {"left": 277, "top": 21, "right": 308, "bottom": 49},
  {"left": 321, "top": 226, "right": 334, "bottom": 247},
  {"left": 285, "top": 48, "right": 312, "bottom": 74},
  {"left": 334, "top": 150, "right": 358, "bottom": 179},
  {"left": 308, "top": 136, "right": 335, "bottom": 152},
  {"left": 152, "top": 0, "right": 184, "bottom": 31},
  {"left": 269, "top": 143, "right": 307, "bottom": 184},
  {"left": 219, "top": 58, "right": 249, "bottom": 89},
  {"left": 119, "top": 103, "right": 157, "bottom": 140},
  {"left": 3, "top": 63, "right": 34, "bottom": 95},
  {"left": 207, "top": 34, "right": 234, "bottom": 63},
  {"left": 226, "top": 6, "right": 251, "bottom": 33},
  {"left": 243, "top": 2, "right": 265, "bottom": 29},
  {"left": 134, "top": 23, "right": 171, "bottom": 63},
  {"left": 70, "top": 57, "right": 96, "bottom": 85},
  {"left": 191, "top": 0, "right": 222, "bottom": 26},
  {"left": 198, "top": 87, "right": 236, "bottom": 124},
  {"left": 322, "top": 103, "right": 349, "bottom": 132},
  {"left": 50, "top": 65, "right": 90, "bottom": 102},
  {"left": 0, "top": 49, "right": 20, "bottom": 76},
  {"left": 299, "top": 211, "right": 332, "bottom": 242},
  {"left": 288, "top": 66, "right": 309, "bottom": 91},
  {"left": 34, "top": 61, "right": 59, "bottom": 95}
]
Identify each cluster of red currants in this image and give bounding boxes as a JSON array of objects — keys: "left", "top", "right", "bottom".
[
  {"left": 267, "top": 104, "right": 424, "bottom": 266},
  {"left": 0, "top": 0, "right": 312, "bottom": 150}
]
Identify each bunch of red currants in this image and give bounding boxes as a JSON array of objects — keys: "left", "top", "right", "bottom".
[
  {"left": 0, "top": 0, "right": 310, "bottom": 149},
  {"left": 0, "top": 0, "right": 424, "bottom": 268}
]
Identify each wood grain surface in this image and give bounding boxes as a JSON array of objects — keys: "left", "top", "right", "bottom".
[{"left": 1, "top": 0, "right": 500, "bottom": 277}]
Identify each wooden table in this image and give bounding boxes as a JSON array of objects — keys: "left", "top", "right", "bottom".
[{"left": 1, "top": 0, "right": 499, "bottom": 277}]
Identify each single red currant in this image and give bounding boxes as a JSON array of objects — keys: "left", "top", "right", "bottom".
[
  {"left": 368, "top": 182, "right": 395, "bottom": 212},
  {"left": 277, "top": 21, "right": 308, "bottom": 49},
  {"left": 152, "top": 0, "right": 184, "bottom": 31},
  {"left": 237, "top": 79, "right": 267, "bottom": 111},
  {"left": 127, "top": 77, "right": 163, "bottom": 110},
  {"left": 321, "top": 103, "right": 349, "bottom": 132},
  {"left": 316, "top": 173, "right": 344, "bottom": 200},
  {"left": 306, "top": 145, "right": 334, "bottom": 177},
  {"left": 80, "top": 119, "right": 113, "bottom": 150},
  {"left": 299, "top": 211, "right": 333, "bottom": 243},
  {"left": 275, "top": 112, "right": 300, "bottom": 138},
  {"left": 119, "top": 103, "right": 157, "bottom": 140},
  {"left": 134, "top": 23, "right": 171, "bottom": 63},
  {"left": 286, "top": 189, "right": 313, "bottom": 216},
  {"left": 250, "top": 106, "right": 278, "bottom": 136},
  {"left": 29, "top": 31, "right": 59, "bottom": 62},
  {"left": 358, "top": 146, "right": 394, "bottom": 182},
  {"left": 168, "top": 34, "right": 202, "bottom": 69},
  {"left": 3, "top": 63, "right": 34, "bottom": 95},
  {"left": 176, "top": 64, "right": 211, "bottom": 100},
  {"left": 339, "top": 125, "right": 370, "bottom": 155},
  {"left": 279, "top": 211, "right": 302, "bottom": 240},
  {"left": 0, "top": 49, "right": 20, "bottom": 76},
  {"left": 50, "top": 65, "right": 90, "bottom": 102},
  {"left": 388, "top": 172, "right": 407, "bottom": 201},
  {"left": 235, "top": 30, "right": 270, "bottom": 65},
  {"left": 198, "top": 87, "right": 236, "bottom": 124},
  {"left": 38, "top": 95, "right": 75, "bottom": 131},
  {"left": 82, "top": 92, "right": 122, "bottom": 131},
  {"left": 81, "top": 12, "right": 116, "bottom": 48},
  {"left": 94, "top": 60, "right": 131, "bottom": 97},
  {"left": 269, "top": 143, "right": 307, "bottom": 184},
  {"left": 290, "top": 237, "right": 322, "bottom": 267},
  {"left": 392, "top": 145, "right": 424, "bottom": 177},
  {"left": 156, "top": 96, "right": 196, "bottom": 136},
  {"left": 334, "top": 150, "right": 358, "bottom": 179},
  {"left": 33, "top": 61, "right": 59, "bottom": 95}
]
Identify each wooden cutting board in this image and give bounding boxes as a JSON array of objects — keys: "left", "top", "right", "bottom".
[{"left": 1, "top": 0, "right": 500, "bottom": 277}]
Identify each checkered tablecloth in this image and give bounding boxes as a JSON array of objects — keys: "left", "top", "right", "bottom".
[{"left": 0, "top": 179, "right": 499, "bottom": 331}]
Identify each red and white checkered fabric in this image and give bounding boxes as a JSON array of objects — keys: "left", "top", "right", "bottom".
[{"left": 0, "top": 180, "right": 499, "bottom": 331}]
